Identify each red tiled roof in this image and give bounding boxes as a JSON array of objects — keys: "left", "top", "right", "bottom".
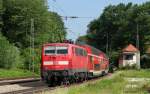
[{"left": 122, "top": 44, "right": 139, "bottom": 52}]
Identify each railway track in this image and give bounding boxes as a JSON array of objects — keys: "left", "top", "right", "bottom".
[
  {"left": 0, "top": 73, "right": 113, "bottom": 94},
  {"left": 1, "top": 85, "right": 55, "bottom": 94},
  {"left": 0, "top": 77, "right": 40, "bottom": 85}
]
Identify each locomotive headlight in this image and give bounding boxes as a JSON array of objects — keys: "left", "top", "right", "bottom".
[{"left": 58, "top": 61, "right": 69, "bottom": 65}]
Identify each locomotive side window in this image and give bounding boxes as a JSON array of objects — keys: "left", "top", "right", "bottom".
[
  {"left": 75, "top": 48, "right": 86, "bottom": 56},
  {"left": 56, "top": 47, "right": 68, "bottom": 54},
  {"left": 83, "top": 50, "right": 87, "bottom": 56},
  {"left": 75, "top": 48, "right": 80, "bottom": 56}
]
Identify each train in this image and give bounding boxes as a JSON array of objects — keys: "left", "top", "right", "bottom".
[{"left": 41, "top": 41, "right": 109, "bottom": 85}]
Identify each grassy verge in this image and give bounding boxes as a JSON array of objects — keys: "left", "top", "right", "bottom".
[
  {"left": 68, "top": 76, "right": 126, "bottom": 94},
  {"left": 0, "top": 69, "right": 39, "bottom": 79},
  {"left": 43, "top": 70, "right": 150, "bottom": 94},
  {"left": 67, "top": 70, "right": 150, "bottom": 94}
]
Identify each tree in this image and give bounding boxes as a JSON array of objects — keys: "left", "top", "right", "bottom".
[
  {"left": 35, "top": 12, "right": 66, "bottom": 46},
  {"left": 0, "top": 33, "right": 23, "bottom": 69},
  {"left": 0, "top": 0, "right": 2, "bottom": 31},
  {"left": 0, "top": 0, "right": 66, "bottom": 71},
  {"left": 85, "top": 2, "right": 150, "bottom": 65},
  {"left": 2, "top": 0, "right": 66, "bottom": 48}
]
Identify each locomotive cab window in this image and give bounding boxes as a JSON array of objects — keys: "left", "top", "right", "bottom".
[
  {"left": 44, "top": 46, "right": 68, "bottom": 55},
  {"left": 44, "top": 46, "right": 55, "bottom": 55},
  {"left": 56, "top": 46, "right": 68, "bottom": 54}
]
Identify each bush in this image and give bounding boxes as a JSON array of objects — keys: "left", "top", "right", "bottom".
[
  {"left": 21, "top": 47, "right": 41, "bottom": 74},
  {"left": 119, "top": 63, "right": 138, "bottom": 70},
  {"left": 0, "top": 33, "right": 23, "bottom": 69},
  {"left": 141, "top": 54, "right": 150, "bottom": 68}
]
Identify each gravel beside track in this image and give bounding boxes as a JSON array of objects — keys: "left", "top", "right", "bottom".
[{"left": 0, "top": 81, "right": 47, "bottom": 94}]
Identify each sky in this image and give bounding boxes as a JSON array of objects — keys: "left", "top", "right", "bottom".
[{"left": 48, "top": 0, "right": 149, "bottom": 41}]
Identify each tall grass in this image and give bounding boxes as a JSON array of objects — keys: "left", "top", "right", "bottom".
[
  {"left": 43, "top": 70, "right": 150, "bottom": 94},
  {"left": 68, "top": 75, "right": 126, "bottom": 94},
  {"left": 120, "top": 69, "right": 150, "bottom": 78},
  {"left": 67, "top": 70, "right": 150, "bottom": 94},
  {"left": 0, "top": 69, "right": 39, "bottom": 78}
]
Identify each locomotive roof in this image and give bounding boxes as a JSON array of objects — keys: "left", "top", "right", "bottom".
[
  {"left": 84, "top": 44, "right": 104, "bottom": 55},
  {"left": 43, "top": 43, "right": 106, "bottom": 56},
  {"left": 43, "top": 43, "right": 85, "bottom": 49},
  {"left": 76, "top": 41, "right": 104, "bottom": 55}
]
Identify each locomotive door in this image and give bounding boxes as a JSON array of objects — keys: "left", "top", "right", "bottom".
[
  {"left": 89, "top": 56, "right": 94, "bottom": 71},
  {"left": 93, "top": 57, "right": 101, "bottom": 71}
]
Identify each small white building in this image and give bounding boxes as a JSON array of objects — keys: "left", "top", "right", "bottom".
[{"left": 119, "top": 44, "right": 140, "bottom": 69}]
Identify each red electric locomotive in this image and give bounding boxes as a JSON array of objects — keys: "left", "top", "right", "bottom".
[{"left": 41, "top": 42, "right": 109, "bottom": 85}]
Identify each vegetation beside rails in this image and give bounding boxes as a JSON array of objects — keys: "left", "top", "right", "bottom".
[
  {"left": 119, "top": 69, "right": 150, "bottom": 78},
  {"left": 0, "top": 69, "right": 39, "bottom": 79},
  {"left": 43, "top": 70, "right": 150, "bottom": 94},
  {"left": 0, "top": 0, "right": 66, "bottom": 74}
]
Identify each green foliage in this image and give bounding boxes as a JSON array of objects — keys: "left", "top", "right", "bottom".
[
  {"left": 120, "top": 64, "right": 138, "bottom": 70},
  {"left": 0, "top": 0, "right": 2, "bottom": 31},
  {"left": 141, "top": 54, "right": 150, "bottom": 68},
  {"left": 35, "top": 12, "right": 66, "bottom": 45},
  {"left": 0, "top": 0, "right": 66, "bottom": 73},
  {"left": 21, "top": 48, "right": 41, "bottom": 74},
  {"left": 82, "top": 2, "right": 150, "bottom": 65},
  {"left": 0, "top": 68, "right": 39, "bottom": 78},
  {"left": 2, "top": 0, "right": 66, "bottom": 48},
  {"left": 0, "top": 33, "right": 23, "bottom": 69},
  {"left": 68, "top": 74, "right": 125, "bottom": 94},
  {"left": 120, "top": 69, "right": 150, "bottom": 78},
  {"left": 66, "top": 70, "right": 150, "bottom": 94}
]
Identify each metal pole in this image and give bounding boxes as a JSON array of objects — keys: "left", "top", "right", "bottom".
[
  {"left": 106, "top": 31, "right": 109, "bottom": 56},
  {"left": 30, "top": 18, "right": 34, "bottom": 73},
  {"left": 29, "top": 20, "right": 32, "bottom": 71},
  {"left": 136, "top": 24, "right": 139, "bottom": 49},
  {"left": 136, "top": 24, "right": 140, "bottom": 69}
]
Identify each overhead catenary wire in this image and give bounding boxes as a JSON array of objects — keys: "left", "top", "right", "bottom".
[
  {"left": 50, "top": 0, "right": 95, "bottom": 20},
  {"left": 50, "top": 0, "right": 96, "bottom": 41},
  {"left": 51, "top": 0, "right": 68, "bottom": 16},
  {"left": 61, "top": 16, "right": 95, "bottom": 19},
  {"left": 67, "top": 29, "right": 79, "bottom": 36},
  {"left": 60, "top": 16, "right": 95, "bottom": 21}
]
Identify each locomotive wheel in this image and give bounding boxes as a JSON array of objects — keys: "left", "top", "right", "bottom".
[
  {"left": 47, "top": 80, "right": 54, "bottom": 87},
  {"left": 69, "top": 76, "right": 76, "bottom": 84},
  {"left": 61, "top": 77, "right": 70, "bottom": 86},
  {"left": 80, "top": 73, "right": 85, "bottom": 82},
  {"left": 84, "top": 73, "right": 88, "bottom": 81},
  {"left": 47, "top": 76, "right": 57, "bottom": 87}
]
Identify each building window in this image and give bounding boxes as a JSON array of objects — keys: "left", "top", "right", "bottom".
[{"left": 125, "top": 54, "right": 134, "bottom": 60}]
